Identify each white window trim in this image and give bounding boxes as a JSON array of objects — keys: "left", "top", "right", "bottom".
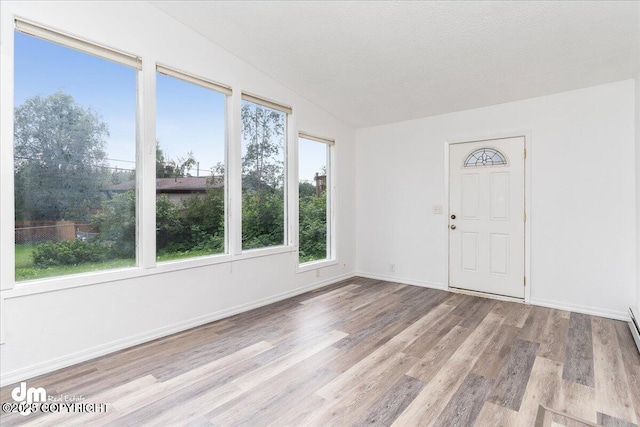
[
  {"left": 296, "top": 131, "right": 336, "bottom": 270},
  {"left": 241, "top": 91, "right": 292, "bottom": 115},
  {"left": 298, "top": 132, "right": 335, "bottom": 146},
  {"left": 2, "top": 11, "right": 244, "bottom": 294},
  {"left": 3, "top": 252, "right": 235, "bottom": 298},
  {"left": 2, "top": 242, "right": 304, "bottom": 298},
  {"left": 0, "top": 8, "right": 320, "bottom": 299},
  {"left": 239, "top": 96, "right": 293, "bottom": 253},
  {"left": 0, "top": 8, "right": 17, "bottom": 291},
  {"left": 156, "top": 64, "right": 232, "bottom": 96},
  {"left": 154, "top": 64, "right": 231, "bottom": 264},
  {"left": 297, "top": 259, "right": 339, "bottom": 274},
  {"left": 8, "top": 16, "right": 146, "bottom": 284},
  {"left": 140, "top": 54, "right": 156, "bottom": 269},
  {"left": 235, "top": 245, "right": 295, "bottom": 261},
  {"left": 15, "top": 18, "right": 141, "bottom": 70}
]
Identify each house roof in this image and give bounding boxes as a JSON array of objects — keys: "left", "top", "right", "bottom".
[{"left": 106, "top": 176, "right": 224, "bottom": 193}]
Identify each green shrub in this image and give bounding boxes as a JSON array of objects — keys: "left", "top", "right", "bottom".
[
  {"left": 242, "top": 191, "right": 285, "bottom": 249},
  {"left": 299, "top": 193, "right": 327, "bottom": 262},
  {"left": 156, "top": 194, "right": 185, "bottom": 251},
  {"left": 91, "top": 191, "right": 136, "bottom": 258},
  {"left": 32, "top": 240, "right": 114, "bottom": 268}
]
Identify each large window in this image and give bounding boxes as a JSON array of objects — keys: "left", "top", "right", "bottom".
[
  {"left": 241, "top": 97, "right": 288, "bottom": 250},
  {"left": 298, "top": 134, "right": 332, "bottom": 263},
  {"left": 13, "top": 26, "right": 139, "bottom": 281},
  {"left": 156, "top": 67, "right": 228, "bottom": 261},
  {"left": 9, "top": 20, "right": 338, "bottom": 287}
]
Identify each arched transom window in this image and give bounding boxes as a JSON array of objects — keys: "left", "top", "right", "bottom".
[{"left": 464, "top": 148, "right": 507, "bottom": 167}]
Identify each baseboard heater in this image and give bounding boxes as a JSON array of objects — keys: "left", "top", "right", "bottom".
[{"left": 629, "top": 306, "right": 640, "bottom": 354}]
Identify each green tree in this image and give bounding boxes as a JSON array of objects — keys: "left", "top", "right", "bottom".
[
  {"left": 299, "top": 191, "right": 327, "bottom": 262},
  {"left": 299, "top": 181, "right": 315, "bottom": 198},
  {"left": 240, "top": 102, "right": 286, "bottom": 248},
  {"left": 156, "top": 142, "right": 197, "bottom": 179},
  {"left": 181, "top": 189, "right": 225, "bottom": 253},
  {"left": 154, "top": 145, "right": 225, "bottom": 256},
  {"left": 155, "top": 189, "right": 226, "bottom": 255},
  {"left": 241, "top": 102, "right": 284, "bottom": 195},
  {"left": 91, "top": 191, "right": 136, "bottom": 258},
  {"left": 156, "top": 194, "right": 184, "bottom": 252},
  {"left": 242, "top": 191, "right": 285, "bottom": 249},
  {"left": 14, "top": 92, "right": 109, "bottom": 221}
]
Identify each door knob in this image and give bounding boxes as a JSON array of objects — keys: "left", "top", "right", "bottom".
[
  {"left": 450, "top": 224, "right": 456, "bottom": 230},
  {"left": 451, "top": 214, "right": 456, "bottom": 220}
]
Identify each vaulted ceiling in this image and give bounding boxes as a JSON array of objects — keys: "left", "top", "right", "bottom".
[{"left": 151, "top": 1, "right": 640, "bottom": 128}]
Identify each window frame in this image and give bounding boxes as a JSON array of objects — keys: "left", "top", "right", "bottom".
[
  {"left": 463, "top": 147, "right": 508, "bottom": 168},
  {"left": 0, "top": 15, "right": 243, "bottom": 295},
  {"left": 239, "top": 94, "right": 291, "bottom": 253},
  {"left": 11, "top": 19, "right": 142, "bottom": 283},
  {"left": 0, "top": 11, "right": 331, "bottom": 297},
  {"left": 296, "top": 132, "right": 337, "bottom": 272},
  {"left": 154, "top": 64, "right": 231, "bottom": 263}
]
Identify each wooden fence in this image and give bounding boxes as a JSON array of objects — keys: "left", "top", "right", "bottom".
[{"left": 15, "top": 221, "right": 94, "bottom": 244}]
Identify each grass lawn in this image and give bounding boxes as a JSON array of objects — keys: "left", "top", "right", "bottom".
[
  {"left": 15, "top": 243, "right": 37, "bottom": 269},
  {"left": 156, "top": 248, "right": 224, "bottom": 262},
  {"left": 14, "top": 243, "right": 135, "bottom": 282},
  {"left": 14, "top": 243, "right": 225, "bottom": 281}
]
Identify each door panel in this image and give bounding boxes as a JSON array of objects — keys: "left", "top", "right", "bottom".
[
  {"left": 461, "top": 174, "right": 480, "bottom": 219},
  {"left": 489, "top": 233, "right": 509, "bottom": 275},
  {"left": 462, "top": 232, "right": 479, "bottom": 272},
  {"left": 490, "top": 172, "right": 509, "bottom": 220},
  {"left": 449, "top": 137, "right": 525, "bottom": 298}
]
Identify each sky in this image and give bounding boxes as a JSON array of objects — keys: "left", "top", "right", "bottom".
[
  {"left": 157, "top": 72, "right": 225, "bottom": 175},
  {"left": 298, "top": 138, "right": 328, "bottom": 184},
  {"left": 15, "top": 32, "right": 137, "bottom": 172},
  {"left": 15, "top": 31, "right": 327, "bottom": 183}
]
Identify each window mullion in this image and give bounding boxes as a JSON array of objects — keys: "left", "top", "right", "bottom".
[
  {"left": 230, "top": 89, "right": 243, "bottom": 256},
  {"left": 0, "top": 10, "right": 16, "bottom": 290},
  {"left": 140, "top": 58, "right": 157, "bottom": 269},
  {"left": 287, "top": 116, "right": 298, "bottom": 249}
]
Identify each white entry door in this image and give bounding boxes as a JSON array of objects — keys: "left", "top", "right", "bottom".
[{"left": 449, "top": 137, "right": 525, "bottom": 298}]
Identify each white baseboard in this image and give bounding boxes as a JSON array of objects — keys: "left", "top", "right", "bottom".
[
  {"left": 530, "top": 297, "right": 629, "bottom": 321},
  {"left": 2, "top": 272, "right": 628, "bottom": 386},
  {"left": 0, "top": 272, "right": 356, "bottom": 387},
  {"left": 355, "top": 270, "right": 629, "bottom": 322},
  {"left": 355, "top": 271, "right": 445, "bottom": 290}
]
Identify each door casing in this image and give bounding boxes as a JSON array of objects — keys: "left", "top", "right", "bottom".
[{"left": 443, "top": 131, "right": 532, "bottom": 303}]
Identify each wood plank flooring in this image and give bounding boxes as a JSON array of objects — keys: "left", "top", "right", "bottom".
[{"left": 1, "top": 277, "right": 638, "bottom": 426}]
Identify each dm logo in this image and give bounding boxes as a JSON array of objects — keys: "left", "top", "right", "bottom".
[{"left": 11, "top": 382, "right": 47, "bottom": 415}]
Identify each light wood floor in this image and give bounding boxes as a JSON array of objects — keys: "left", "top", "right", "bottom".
[{"left": 1, "top": 278, "right": 639, "bottom": 426}]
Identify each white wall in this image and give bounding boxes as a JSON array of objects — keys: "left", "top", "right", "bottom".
[
  {"left": 0, "top": 1, "right": 356, "bottom": 385},
  {"left": 356, "top": 80, "right": 636, "bottom": 320}
]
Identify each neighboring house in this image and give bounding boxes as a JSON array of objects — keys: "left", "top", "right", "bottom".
[
  {"left": 105, "top": 176, "right": 224, "bottom": 205},
  {"left": 314, "top": 173, "right": 326, "bottom": 197}
]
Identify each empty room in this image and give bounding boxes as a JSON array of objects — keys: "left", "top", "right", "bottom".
[{"left": 0, "top": 1, "right": 639, "bottom": 426}]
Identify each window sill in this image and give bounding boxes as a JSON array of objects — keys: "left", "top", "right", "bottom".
[
  {"left": 6, "top": 266, "right": 149, "bottom": 298},
  {"left": 2, "top": 247, "right": 297, "bottom": 299},
  {"left": 155, "top": 253, "right": 232, "bottom": 273},
  {"left": 297, "top": 259, "right": 338, "bottom": 273},
  {"left": 233, "top": 245, "right": 295, "bottom": 261},
  {"left": 1, "top": 246, "right": 301, "bottom": 299}
]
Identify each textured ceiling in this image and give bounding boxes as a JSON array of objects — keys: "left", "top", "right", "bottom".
[{"left": 150, "top": 1, "right": 640, "bottom": 128}]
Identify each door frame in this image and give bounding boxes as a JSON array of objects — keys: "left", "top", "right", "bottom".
[{"left": 443, "top": 131, "right": 532, "bottom": 303}]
